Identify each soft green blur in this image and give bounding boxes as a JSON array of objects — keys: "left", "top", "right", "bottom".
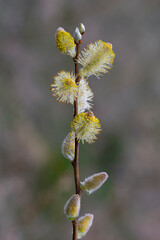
[{"left": 0, "top": 0, "right": 160, "bottom": 240}]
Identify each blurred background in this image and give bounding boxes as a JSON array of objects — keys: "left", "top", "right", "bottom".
[{"left": 0, "top": 0, "right": 160, "bottom": 239}]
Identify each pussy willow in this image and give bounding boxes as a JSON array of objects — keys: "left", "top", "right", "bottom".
[{"left": 50, "top": 23, "right": 115, "bottom": 240}]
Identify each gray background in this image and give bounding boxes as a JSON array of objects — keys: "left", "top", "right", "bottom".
[{"left": 0, "top": 0, "right": 160, "bottom": 239}]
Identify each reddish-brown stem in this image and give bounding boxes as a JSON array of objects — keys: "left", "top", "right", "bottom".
[
  {"left": 72, "top": 219, "right": 78, "bottom": 240},
  {"left": 71, "top": 43, "right": 81, "bottom": 240}
]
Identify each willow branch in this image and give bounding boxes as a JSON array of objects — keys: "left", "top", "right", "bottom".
[{"left": 71, "top": 43, "right": 81, "bottom": 240}]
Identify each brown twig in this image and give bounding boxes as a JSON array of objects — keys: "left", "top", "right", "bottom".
[{"left": 71, "top": 42, "right": 81, "bottom": 240}]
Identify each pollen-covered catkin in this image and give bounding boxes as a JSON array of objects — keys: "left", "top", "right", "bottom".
[
  {"left": 56, "top": 28, "right": 76, "bottom": 57},
  {"left": 78, "top": 40, "right": 115, "bottom": 78},
  {"left": 71, "top": 111, "right": 101, "bottom": 143},
  {"left": 51, "top": 71, "right": 77, "bottom": 104}
]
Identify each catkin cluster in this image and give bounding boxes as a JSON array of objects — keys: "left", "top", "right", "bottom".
[{"left": 51, "top": 23, "right": 115, "bottom": 239}]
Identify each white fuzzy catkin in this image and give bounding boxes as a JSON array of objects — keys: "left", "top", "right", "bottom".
[
  {"left": 78, "top": 214, "right": 94, "bottom": 239},
  {"left": 62, "top": 132, "right": 75, "bottom": 161},
  {"left": 78, "top": 40, "right": 115, "bottom": 78},
  {"left": 64, "top": 194, "right": 80, "bottom": 221},
  {"left": 78, "top": 79, "right": 93, "bottom": 113},
  {"left": 51, "top": 71, "right": 77, "bottom": 104},
  {"left": 80, "top": 172, "right": 108, "bottom": 194}
]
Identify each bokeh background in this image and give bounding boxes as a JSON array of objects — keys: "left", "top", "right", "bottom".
[{"left": 1, "top": 0, "right": 160, "bottom": 239}]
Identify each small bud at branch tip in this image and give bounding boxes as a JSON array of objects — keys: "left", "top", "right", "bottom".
[
  {"left": 79, "top": 23, "right": 85, "bottom": 35},
  {"left": 74, "top": 27, "right": 82, "bottom": 44}
]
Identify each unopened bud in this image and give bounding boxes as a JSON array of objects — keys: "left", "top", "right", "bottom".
[
  {"left": 64, "top": 194, "right": 80, "bottom": 221},
  {"left": 74, "top": 27, "right": 82, "bottom": 44},
  {"left": 80, "top": 172, "right": 108, "bottom": 194},
  {"left": 79, "top": 23, "right": 85, "bottom": 35},
  {"left": 62, "top": 132, "right": 75, "bottom": 161},
  {"left": 78, "top": 214, "right": 94, "bottom": 239}
]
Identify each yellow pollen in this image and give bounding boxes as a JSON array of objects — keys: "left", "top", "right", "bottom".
[
  {"left": 99, "top": 40, "right": 112, "bottom": 50},
  {"left": 56, "top": 30, "right": 76, "bottom": 54},
  {"left": 64, "top": 78, "right": 76, "bottom": 86}
]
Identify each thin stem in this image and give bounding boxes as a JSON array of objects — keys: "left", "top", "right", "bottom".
[
  {"left": 72, "top": 43, "right": 81, "bottom": 240},
  {"left": 72, "top": 219, "right": 78, "bottom": 240}
]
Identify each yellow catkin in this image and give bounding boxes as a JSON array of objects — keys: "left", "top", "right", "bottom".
[
  {"left": 56, "top": 28, "right": 76, "bottom": 57},
  {"left": 71, "top": 112, "right": 101, "bottom": 143}
]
